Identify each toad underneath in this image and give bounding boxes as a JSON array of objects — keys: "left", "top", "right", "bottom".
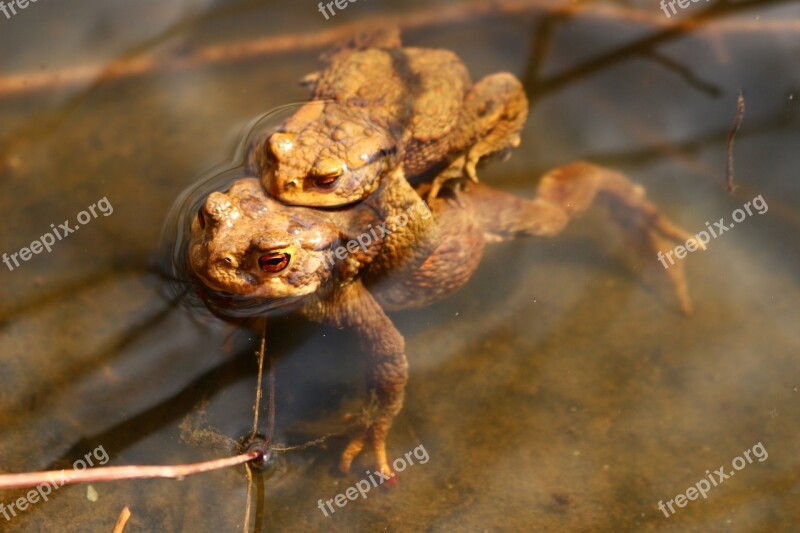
[{"left": 187, "top": 164, "right": 701, "bottom": 478}]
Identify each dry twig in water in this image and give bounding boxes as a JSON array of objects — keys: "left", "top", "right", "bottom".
[
  {"left": 0, "top": 0, "right": 797, "bottom": 99},
  {"left": 726, "top": 92, "right": 746, "bottom": 192},
  {"left": 243, "top": 319, "right": 270, "bottom": 533},
  {"left": 112, "top": 506, "right": 132, "bottom": 533},
  {"left": 0, "top": 453, "right": 259, "bottom": 491}
]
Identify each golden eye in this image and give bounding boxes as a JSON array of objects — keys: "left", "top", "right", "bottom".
[{"left": 258, "top": 252, "right": 290, "bottom": 273}]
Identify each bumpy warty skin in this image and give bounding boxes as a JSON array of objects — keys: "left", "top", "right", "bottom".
[{"left": 250, "top": 28, "right": 529, "bottom": 209}]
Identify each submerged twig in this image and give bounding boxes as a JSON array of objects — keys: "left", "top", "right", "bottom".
[
  {"left": 112, "top": 506, "right": 132, "bottom": 533},
  {"left": 243, "top": 319, "right": 269, "bottom": 533},
  {"left": 525, "top": 7, "right": 573, "bottom": 86},
  {"left": 644, "top": 50, "right": 723, "bottom": 98},
  {"left": 266, "top": 339, "right": 276, "bottom": 447},
  {"left": 250, "top": 319, "right": 268, "bottom": 440},
  {"left": 270, "top": 431, "right": 348, "bottom": 453},
  {"left": 0, "top": 453, "right": 258, "bottom": 490},
  {"left": 0, "top": 0, "right": 797, "bottom": 99},
  {"left": 243, "top": 465, "right": 254, "bottom": 533},
  {"left": 726, "top": 92, "right": 746, "bottom": 192},
  {"left": 528, "top": 0, "right": 789, "bottom": 100}
]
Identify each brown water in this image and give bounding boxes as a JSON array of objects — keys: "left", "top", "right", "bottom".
[{"left": 1, "top": 0, "right": 800, "bottom": 531}]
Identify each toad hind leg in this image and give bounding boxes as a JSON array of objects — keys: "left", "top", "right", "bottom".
[
  {"left": 428, "top": 73, "right": 528, "bottom": 202},
  {"left": 466, "top": 162, "right": 703, "bottom": 314},
  {"left": 462, "top": 72, "right": 528, "bottom": 182}
]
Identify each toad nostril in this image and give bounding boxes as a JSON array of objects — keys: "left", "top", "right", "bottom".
[{"left": 221, "top": 255, "right": 238, "bottom": 268}]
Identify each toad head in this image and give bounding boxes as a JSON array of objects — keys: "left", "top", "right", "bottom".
[
  {"left": 188, "top": 178, "right": 339, "bottom": 316},
  {"left": 250, "top": 102, "right": 396, "bottom": 207}
]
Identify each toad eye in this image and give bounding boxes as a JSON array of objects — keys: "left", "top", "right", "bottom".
[
  {"left": 258, "top": 252, "right": 290, "bottom": 273},
  {"left": 197, "top": 208, "right": 206, "bottom": 229},
  {"left": 313, "top": 173, "right": 340, "bottom": 189}
]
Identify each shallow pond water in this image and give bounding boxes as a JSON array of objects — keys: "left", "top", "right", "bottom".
[{"left": 1, "top": 0, "right": 799, "bottom": 531}]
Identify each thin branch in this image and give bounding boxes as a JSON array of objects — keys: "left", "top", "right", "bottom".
[
  {"left": 0, "top": 0, "right": 798, "bottom": 99},
  {"left": 524, "top": 7, "right": 573, "bottom": 86},
  {"left": 244, "top": 319, "right": 269, "bottom": 533},
  {"left": 112, "top": 506, "right": 132, "bottom": 533},
  {"left": 243, "top": 465, "right": 254, "bottom": 533},
  {"left": 0, "top": 452, "right": 259, "bottom": 490},
  {"left": 726, "top": 92, "right": 746, "bottom": 192},
  {"left": 266, "top": 343, "right": 276, "bottom": 447},
  {"left": 645, "top": 50, "right": 723, "bottom": 98},
  {"left": 250, "top": 319, "right": 267, "bottom": 439}
]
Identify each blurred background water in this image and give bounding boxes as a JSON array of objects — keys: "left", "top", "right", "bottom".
[{"left": 1, "top": 0, "right": 799, "bottom": 530}]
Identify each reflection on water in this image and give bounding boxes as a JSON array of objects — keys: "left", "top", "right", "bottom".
[{"left": 1, "top": 0, "right": 800, "bottom": 531}]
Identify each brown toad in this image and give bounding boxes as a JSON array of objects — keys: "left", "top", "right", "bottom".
[
  {"left": 248, "top": 28, "right": 527, "bottom": 207},
  {"left": 187, "top": 162, "right": 701, "bottom": 478}
]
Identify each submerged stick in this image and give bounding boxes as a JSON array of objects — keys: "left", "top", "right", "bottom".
[
  {"left": 112, "top": 506, "right": 132, "bottom": 533},
  {"left": 266, "top": 340, "right": 276, "bottom": 447},
  {"left": 250, "top": 319, "right": 268, "bottom": 440},
  {"left": 243, "top": 319, "right": 269, "bottom": 533},
  {"left": 0, "top": 0, "right": 796, "bottom": 99},
  {"left": 726, "top": 92, "right": 746, "bottom": 192}
]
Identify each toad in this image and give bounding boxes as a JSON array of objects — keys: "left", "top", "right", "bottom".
[
  {"left": 248, "top": 28, "right": 526, "bottom": 206},
  {"left": 186, "top": 162, "right": 701, "bottom": 478}
]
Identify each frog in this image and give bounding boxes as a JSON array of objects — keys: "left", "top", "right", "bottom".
[
  {"left": 186, "top": 161, "right": 702, "bottom": 478},
  {"left": 247, "top": 28, "right": 527, "bottom": 206}
]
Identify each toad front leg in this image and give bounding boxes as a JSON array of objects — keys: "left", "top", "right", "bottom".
[
  {"left": 363, "top": 167, "right": 440, "bottom": 286},
  {"left": 465, "top": 162, "right": 703, "bottom": 314},
  {"left": 303, "top": 280, "right": 408, "bottom": 477}
]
